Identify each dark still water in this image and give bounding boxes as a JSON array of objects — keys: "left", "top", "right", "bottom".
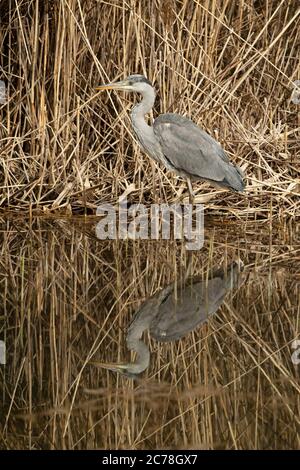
[{"left": 0, "top": 217, "right": 299, "bottom": 449}]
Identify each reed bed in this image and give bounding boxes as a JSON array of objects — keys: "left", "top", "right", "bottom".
[
  {"left": 0, "top": 0, "right": 299, "bottom": 451},
  {"left": 0, "top": 0, "right": 299, "bottom": 219}
]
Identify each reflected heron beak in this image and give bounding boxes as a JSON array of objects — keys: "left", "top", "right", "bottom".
[
  {"left": 89, "top": 360, "right": 128, "bottom": 374},
  {"left": 95, "top": 79, "right": 133, "bottom": 92},
  {"left": 89, "top": 360, "right": 140, "bottom": 379}
]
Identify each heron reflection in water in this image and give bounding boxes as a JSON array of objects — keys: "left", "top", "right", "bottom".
[{"left": 90, "top": 260, "right": 244, "bottom": 378}]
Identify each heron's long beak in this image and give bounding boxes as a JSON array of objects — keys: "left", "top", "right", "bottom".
[{"left": 95, "top": 79, "right": 133, "bottom": 92}]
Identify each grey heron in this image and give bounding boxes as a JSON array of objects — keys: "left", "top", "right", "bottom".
[
  {"left": 90, "top": 260, "right": 244, "bottom": 378},
  {"left": 96, "top": 75, "right": 245, "bottom": 194}
]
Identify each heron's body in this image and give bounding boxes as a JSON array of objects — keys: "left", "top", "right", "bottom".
[
  {"left": 91, "top": 260, "right": 244, "bottom": 377},
  {"left": 150, "top": 265, "right": 239, "bottom": 341},
  {"left": 96, "top": 74, "right": 245, "bottom": 192}
]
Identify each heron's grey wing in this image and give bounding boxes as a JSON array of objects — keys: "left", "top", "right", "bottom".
[
  {"left": 150, "top": 261, "right": 243, "bottom": 342},
  {"left": 153, "top": 113, "right": 244, "bottom": 190},
  {"left": 127, "top": 285, "right": 174, "bottom": 345},
  {"left": 149, "top": 281, "right": 211, "bottom": 342}
]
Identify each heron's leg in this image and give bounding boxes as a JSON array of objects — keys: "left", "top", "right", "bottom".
[{"left": 187, "top": 178, "right": 195, "bottom": 204}]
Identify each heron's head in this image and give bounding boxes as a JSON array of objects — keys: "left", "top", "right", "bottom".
[
  {"left": 89, "top": 360, "right": 144, "bottom": 379},
  {"left": 95, "top": 74, "right": 153, "bottom": 94}
]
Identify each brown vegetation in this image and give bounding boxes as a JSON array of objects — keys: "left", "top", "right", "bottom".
[{"left": 0, "top": 0, "right": 299, "bottom": 450}]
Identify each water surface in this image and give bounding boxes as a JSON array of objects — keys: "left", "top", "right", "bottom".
[{"left": 0, "top": 216, "right": 299, "bottom": 449}]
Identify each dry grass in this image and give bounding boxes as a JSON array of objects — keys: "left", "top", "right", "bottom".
[
  {"left": 0, "top": 0, "right": 299, "bottom": 217},
  {"left": 0, "top": 0, "right": 300, "bottom": 451}
]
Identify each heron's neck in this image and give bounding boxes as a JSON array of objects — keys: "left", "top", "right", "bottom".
[
  {"left": 128, "top": 339, "right": 150, "bottom": 375},
  {"left": 131, "top": 88, "right": 156, "bottom": 133}
]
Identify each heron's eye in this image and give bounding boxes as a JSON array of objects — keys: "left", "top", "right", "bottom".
[{"left": 128, "top": 81, "right": 134, "bottom": 87}]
